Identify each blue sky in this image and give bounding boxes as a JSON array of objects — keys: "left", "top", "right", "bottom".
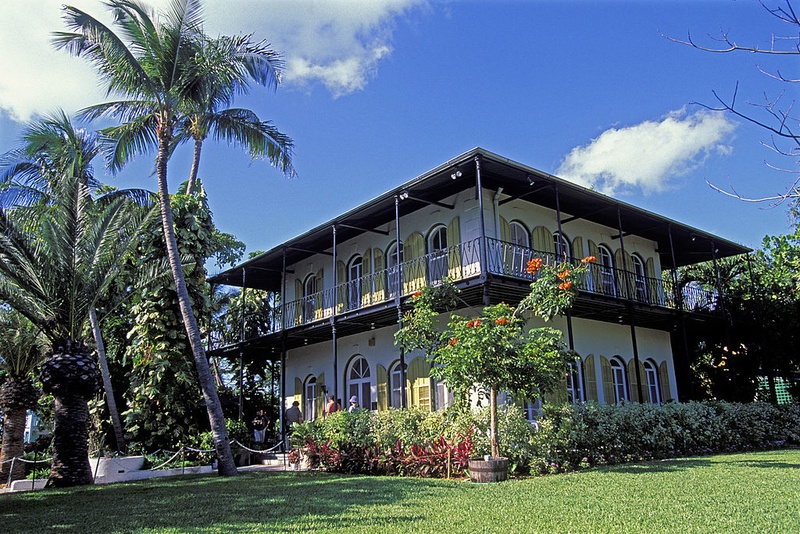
[{"left": 1, "top": 0, "right": 797, "bottom": 272}]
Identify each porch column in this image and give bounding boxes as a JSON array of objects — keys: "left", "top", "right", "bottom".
[
  {"left": 555, "top": 184, "right": 582, "bottom": 400},
  {"left": 332, "top": 225, "right": 339, "bottom": 408},
  {"left": 395, "top": 195, "right": 407, "bottom": 408},
  {"left": 280, "top": 249, "right": 287, "bottom": 450},
  {"left": 668, "top": 225, "right": 692, "bottom": 401},
  {"left": 238, "top": 268, "right": 246, "bottom": 421},
  {"left": 475, "top": 155, "right": 490, "bottom": 304},
  {"left": 617, "top": 208, "right": 644, "bottom": 402}
]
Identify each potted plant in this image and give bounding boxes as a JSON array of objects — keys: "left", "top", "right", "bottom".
[{"left": 396, "top": 257, "right": 593, "bottom": 481}]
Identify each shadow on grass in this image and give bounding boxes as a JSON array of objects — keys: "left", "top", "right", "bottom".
[
  {"left": 602, "top": 450, "right": 800, "bottom": 475},
  {"left": 0, "top": 470, "right": 462, "bottom": 533}
]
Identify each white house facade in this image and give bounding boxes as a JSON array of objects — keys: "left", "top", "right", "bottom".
[{"left": 209, "top": 148, "right": 748, "bottom": 429}]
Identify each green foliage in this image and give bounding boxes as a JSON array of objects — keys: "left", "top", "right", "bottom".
[{"left": 123, "top": 191, "right": 215, "bottom": 450}]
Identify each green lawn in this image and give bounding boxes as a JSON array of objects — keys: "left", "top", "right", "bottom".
[{"left": 1, "top": 449, "right": 798, "bottom": 533}]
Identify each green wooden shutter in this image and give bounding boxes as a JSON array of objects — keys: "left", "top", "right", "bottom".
[
  {"left": 645, "top": 257, "right": 657, "bottom": 305},
  {"left": 336, "top": 260, "right": 346, "bottom": 313},
  {"left": 361, "top": 248, "right": 373, "bottom": 307},
  {"left": 404, "top": 232, "right": 425, "bottom": 294},
  {"left": 498, "top": 216, "right": 513, "bottom": 274},
  {"left": 584, "top": 354, "right": 598, "bottom": 401},
  {"left": 499, "top": 216, "right": 511, "bottom": 242},
  {"left": 588, "top": 240, "right": 601, "bottom": 291},
  {"left": 615, "top": 248, "right": 635, "bottom": 299},
  {"left": 600, "top": 355, "right": 615, "bottom": 404},
  {"left": 659, "top": 361, "right": 673, "bottom": 402},
  {"left": 627, "top": 360, "right": 642, "bottom": 402},
  {"left": 314, "top": 269, "right": 324, "bottom": 320},
  {"left": 376, "top": 364, "right": 388, "bottom": 411},
  {"left": 294, "top": 377, "right": 303, "bottom": 410},
  {"left": 294, "top": 279, "right": 303, "bottom": 326},
  {"left": 572, "top": 236, "right": 585, "bottom": 286},
  {"left": 407, "top": 357, "right": 432, "bottom": 411},
  {"left": 315, "top": 373, "right": 326, "bottom": 419},
  {"left": 532, "top": 226, "right": 554, "bottom": 256},
  {"left": 447, "top": 216, "right": 462, "bottom": 280},
  {"left": 373, "top": 248, "right": 385, "bottom": 302}
]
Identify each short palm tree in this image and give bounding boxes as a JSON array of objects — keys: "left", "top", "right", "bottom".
[
  {"left": 0, "top": 311, "right": 46, "bottom": 484},
  {"left": 55, "top": 0, "right": 295, "bottom": 476},
  {"left": 0, "top": 112, "right": 156, "bottom": 487}
]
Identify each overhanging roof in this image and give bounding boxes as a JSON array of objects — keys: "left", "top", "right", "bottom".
[{"left": 209, "top": 148, "right": 750, "bottom": 291}]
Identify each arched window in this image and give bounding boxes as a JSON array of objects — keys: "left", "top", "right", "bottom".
[
  {"left": 428, "top": 225, "right": 448, "bottom": 285},
  {"left": 303, "top": 274, "right": 316, "bottom": 322},
  {"left": 631, "top": 254, "right": 647, "bottom": 302},
  {"left": 509, "top": 221, "right": 529, "bottom": 247},
  {"left": 610, "top": 357, "right": 628, "bottom": 403},
  {"left": 566, "top": 361, "right": 584, "bottom": 403},
  {"left": 304, "top": 376, "right": 317, "bottom": 421},
  {"left": 347, "top": 356, "right": 371, "bottom": 409},
  {"left": 388, "top": 362, "right": 405, "bottom": 408},
  {"left": 599, "top": 245, "right": 615, "bottom": 296},
  {"left": 644, "top": 360, "right": 661, "bottom": 404},
  {"left": 347, "top": 255, "right": 362, "bottom": 310},
  {"left": 553, "top": 232, "right": 571, "bottom": 261},
  {"left": 387, "top": 242, "right": 403, "bottom": 298}
]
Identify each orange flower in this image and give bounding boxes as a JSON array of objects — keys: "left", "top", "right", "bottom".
[
  {"left": 558, "top": 281, "right": 573, "bottom": 290},
  {"left": 467, "top": 320, "right": 481, "bottom": 328},
  {"left": 526, "top": 258, "right": 543, "bottom": 273},
  {"left": 413, "top": 291, "right": 422, "bottom": 298},
  {"left": 495, "top": 317, "right": 508, "bottom": 325},
  {"left": 581, "top": 256, "right": 596, "bottom": 263},
  {"left": 557, "top": 270, "right": 571, "bottom": 279},
  {"left": 449, "top": 338, "right": 458, "bottom": 346}
]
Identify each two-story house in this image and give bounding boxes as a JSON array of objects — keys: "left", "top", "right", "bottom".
[{"left": 209, "top": 148, "right": 748, "bottom": 430}]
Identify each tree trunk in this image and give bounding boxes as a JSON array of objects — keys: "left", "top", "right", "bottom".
[
  {"left": 156, "top": 132, "right": 237, "bottom": 477},
  {"left": 46, "top": 391, "right": 93, "bottom": 487},
  {"left": 89, "top": 308, "right": 126, "bottom": 452},
  {"left": 490, "top": 387, "right": 499, "bottom": 458},
  {"left": 186, "top": 137, "right": 203, "bottom": 196},
  {"left": 0, "top": 408, "right": 28, "bottom": 484}
]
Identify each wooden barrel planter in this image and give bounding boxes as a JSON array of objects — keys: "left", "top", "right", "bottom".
[{"left": 468, "top": 457, "right": 509, "bottom": 483}]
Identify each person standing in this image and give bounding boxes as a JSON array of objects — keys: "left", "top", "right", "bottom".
[
  {"left": 285, "top": 400, "right": 303, "bottom": 432},
  {"left": 252, "top": 410, "right": 268, "bottom": 443},
  {"left": 348, "top": 395, "right": 360, "bottom": 413},
  {"left": 324, "top": 395, "right": 340, "bottom": 418}
]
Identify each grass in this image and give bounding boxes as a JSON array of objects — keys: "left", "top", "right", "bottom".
[{"left": 1, "top": 449, "right": 798, "bottom": 533}]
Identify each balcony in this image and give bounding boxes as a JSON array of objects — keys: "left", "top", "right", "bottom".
[{"left": 218, "top": 238, "right": 720, "bottom": 346}]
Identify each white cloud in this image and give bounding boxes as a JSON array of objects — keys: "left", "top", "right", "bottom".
[
  {"left": 0, "top": 0, "right": 424, "bottom": 123},
  {"left": 556, "top": 109, "right": 737, "bottom": 195}
]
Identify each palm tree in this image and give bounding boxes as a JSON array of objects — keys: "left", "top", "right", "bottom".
[
  {"left": 0, "top": 113, "right": 156, "bottom": 487},
  {"left": 0, "top": 311, "right": 46, "bottom": 484},
  {"left": 55, "top": 0, "right": 295, "bottom": 476}
]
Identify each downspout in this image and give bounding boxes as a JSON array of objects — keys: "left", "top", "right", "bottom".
[
  {"left": 668, "top": 225, "right": 692, "bottom": 401},
  {"left": 332, "top": 225, "right": 339, "bottom": 408},
  {"left": 395, "top": 195, "right": 406, "bottom": 408},
  {"left": 618, "top": 208, "right": 644, "bottom": 402}
]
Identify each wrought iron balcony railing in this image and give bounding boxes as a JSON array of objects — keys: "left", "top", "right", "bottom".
[{"left": 216, "top": 237, "right": 720, "bottom": 344}]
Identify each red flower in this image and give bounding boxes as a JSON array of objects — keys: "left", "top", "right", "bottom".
[
  {"left": 557, "top": 270, "right": 571, "bottom": 279},
  {"left": 558, "top": 281, "right": 573, "bottom": 290},
  {"left": 467, "top": 320, "right": 481, "bottom": 328},
  {"left": 581, "top": 256, "right": 596, "bottom": 263},
  {"left": 526, "top": 258, "right": 543, "bottom": 273},
  {"left": 413, "top": 291, "right": 422, "bottom": 298},
  {"left": 495, "top": 317, "right": 508, "bottom": 325}
]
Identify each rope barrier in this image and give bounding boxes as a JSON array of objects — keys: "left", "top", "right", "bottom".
[
  {"left": 150, "top": 448, "right": 184, "bottom": 471},
  {"left": 231, "top": 440, "right": 283, "bottom": 454}
]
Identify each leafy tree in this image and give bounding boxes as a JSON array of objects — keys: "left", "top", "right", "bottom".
[
  {"left": 0, "top": 311, "right": 46, "bottom": 483},
  {"left": 56, "top": 0, "right": 295, "bottom": 477},
  {"left": 0, "top": 113, "right": 155, "bottom": 487},
  {"left": 396, "top": 258, "right": 593, "bottom": 458}
]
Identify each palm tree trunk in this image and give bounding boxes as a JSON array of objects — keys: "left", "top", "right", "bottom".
[
  {"left": 0, "top": 408, "right": 28, "bottom": 483},
  {"left": 186, "top": 138, "right": 203, "bottom": 196},
  {"left": 156, "top": 133, "right": 237, "bottom": 477},
  {"left": 46, "top": 391, "right": 93, "bottom": 487},
  {"left": 490, "top": 387, "right": 499, "bottom": 458},
  {"left": 89, "top": 308, "right": 126, "bottom": 452}
]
